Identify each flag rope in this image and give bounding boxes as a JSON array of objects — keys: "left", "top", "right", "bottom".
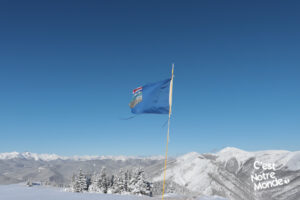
[{"left": 162, "top": 64, "right": 174, "bottom": 200}]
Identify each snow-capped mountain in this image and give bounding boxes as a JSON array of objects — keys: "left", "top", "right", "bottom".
[
  {"left": 0, "top": 151, "right": 164, "bottom": 161},
  {"left": 216, "top": 147, "right": 300, "bottom": 171},
  {"left": 0, "top": 147, "right": 299, "bottom": 200},
  {"left": 153, "top": 147, "right": 300, "bottom": 200},
  {"left": 0, "top": 152, "right": 63, "bottom": 161}
]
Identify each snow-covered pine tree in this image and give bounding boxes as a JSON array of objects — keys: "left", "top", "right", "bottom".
[
  {"left": 70, "top": 169, "right": 88, "bottom": 193},
  {"left": 128, "top": 168, "right": 137, "bottom": 193},
  {"left": 123, "top": 169, "right": 130, "bottom": 193},
  {"left": 107, "top": 174, "right": 115, "bottom": 194},
  {"left": 70, "top": 167, "right": 152, "bottom": 196},
  {"left": 71, "top": 174, "right": 81, "bottom": 192},
  {"left": 97, "top": 167, "right": 108, "bottom": 193},
  {"left": 86, "top": 173, "right": 91, "bottom": 189},
  {"left": 129, "top": 168, "right": 152, "bottom": 196},
  {"left": 113, "top": 169, "right": 125, "bottom": 194},
  {"left": 127, "top": 169, "right": 132, "bottom": 182},
  {"left": 78, "top": 169, "right": 88, "bottom": 192},
  {"left": 70, "top": 173, "right": 75, "bottom": 191},
  {"left": 88, "top": 172, "right": 101, "bottom": 192},
  {"left": 109, "top": 174, "right": 115, "bottom": 188}
]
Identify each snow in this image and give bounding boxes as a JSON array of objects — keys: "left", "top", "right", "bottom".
[
  {"left": 0, "top": 152, "right": 63, "bottom": 161},
  {"left": 153, "top": 147, "right": 300, "bottom": 197},
  {"left": 284, "top": 151, "right": 300, "bottom": 170},
  {"left": 0, "top": 184, "right": 226, "bottom": 200},
  {"left": 70, "top": 155, "right": 164, "bottom": 161},
  {"left": 216, "top": 147, "right": 300, "bottom": 171},
  {"left": 197, "top": 196, "right": 228, "bottom": 200},
  {"left": 216, "top": 147, "right": 254, "bottom": 163},
  {"left": 0, "top": 152, "right": 20, "bottom": 160},
  {"left": 0, "top": 152, "right": 164, "bottom": 161},
  {"left": 153, "top": 151, "right": 217, "bottom": 194},
  {"left": 0, "top": 184, "right": 153, "bottom": 200},
  {"left": 2, "top": 148, "right": 297, "bottom": 170}
]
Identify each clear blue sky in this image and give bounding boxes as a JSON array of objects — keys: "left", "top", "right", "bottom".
[{"left": 0, "top": 0, "right": 299, "bottom": 156}]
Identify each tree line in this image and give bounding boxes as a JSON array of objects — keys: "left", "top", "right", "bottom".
[{"left": 70, "top": 167, "right": 152, "bottom": 196}]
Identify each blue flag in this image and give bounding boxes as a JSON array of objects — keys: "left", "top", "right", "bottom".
[{"left": 129, "top": 78, "right": 171, "bottom": 114}]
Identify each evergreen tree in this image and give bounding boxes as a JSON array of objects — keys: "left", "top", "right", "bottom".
[
  {"left": 88, "top": 172, "right": 100, "bottom": 192},
  {"left": 109, "top": 174, "right": 115, "bottom": 188},
  {"left": 97, "top": 167, "right": 108, "bottom": 193},
  {"left": 70, "top": 167, "right": 152, "bottom": 196},
  {"left": 113, "top": 169, "right": 125, "bottom": 194},
  {"left": 128, "top": 168, "right": 139, "bottom": 192},
  {"left": 78, "top": 169, "right": 88, "bottom": 191},
  {"left": 107, "top": 174, "right": 115, "bottom": 194},
  {"left": 123, "top": 170, "right": 130, "bottom": 193},
  {"left": 129, "top": 168, "right": 152, "bottom": 196},
  {"left": 71, "top": 174, "right": 81, "bottom": 192},
  {"left": 71, "top": 169, "right": 88, "bottom": 192}
]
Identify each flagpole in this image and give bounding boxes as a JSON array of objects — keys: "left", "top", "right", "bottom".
[{"left": 162, "top": 64, "right": 174, "bottom": 200}]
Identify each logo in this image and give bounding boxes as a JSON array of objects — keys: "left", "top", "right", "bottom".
[
  {"left": 129, "top": 87, "right": 142, "bottom": 108},
  {"left": 250, "top": 161, "right": 290, "bottom": 191}
]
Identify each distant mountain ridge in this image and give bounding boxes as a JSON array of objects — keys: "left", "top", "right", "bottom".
[{"left": 0, "top": 151, "right": 165, "bottom": 161}]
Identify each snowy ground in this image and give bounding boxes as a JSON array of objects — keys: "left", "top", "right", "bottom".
[
  {"left": 0, "top": 184, "right": 227, "bottom": 200},
  {"left": 0, "top": 184, "right": 153, "bottom": 200}
]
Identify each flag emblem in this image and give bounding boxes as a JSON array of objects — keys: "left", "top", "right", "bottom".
[{"left": 129, "top": 86, "right": 143, "bottom": 108}]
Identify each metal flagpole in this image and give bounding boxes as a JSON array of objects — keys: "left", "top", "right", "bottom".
[{"left": 162, "top": 64, "right": 174, "bottom": 200}]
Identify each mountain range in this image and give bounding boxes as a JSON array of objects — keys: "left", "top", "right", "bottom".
[{"left": 0, "top": 147, "right": 299, "bottom": 200}]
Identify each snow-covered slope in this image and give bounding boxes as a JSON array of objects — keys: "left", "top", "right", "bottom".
[
  {"left": 0, "top": 184, "right": 153, "bottom": 200},
  {"left": 153, "top": 147, "right": 300, "bottom": 200},
  {"left": 0, "top": 184, "right": 228, "bottom": 200},
  {"left": 153, "top": 152, "right": 218, "bottom": 194},
  {"left": 216, "top": 147, "right": 300, "bottom": 171}
]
